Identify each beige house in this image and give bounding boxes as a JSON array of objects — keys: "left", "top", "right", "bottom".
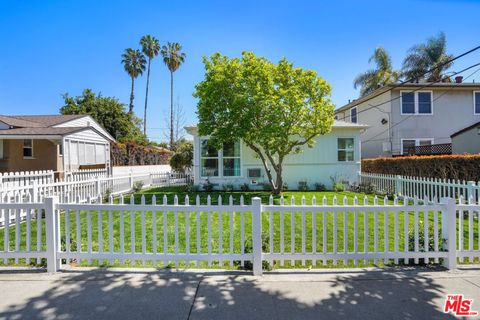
[{"left": 0, "top": 115, "right": 115, "bottom": 176}]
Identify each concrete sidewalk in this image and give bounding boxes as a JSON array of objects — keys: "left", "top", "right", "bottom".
[{"left": 0, "top": 266, "right": 479, "bottom": 319}]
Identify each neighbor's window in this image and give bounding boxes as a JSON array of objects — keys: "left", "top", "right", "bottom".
[
  {"left": 475, "top": 92, "right": 480, "bottom": 114},
  {"left": 338, "top": 138, "right": 354, "bottom": 162},
  {"left": 23, "top": 139, "right": 33, "bottom": 158},
  {"left": 401, "top": 139, "right": 433, "bottom": 155},
  {"left": 59, "top": 143, "right": 63, "bottom": 156},
  {"left": 401, "top": 91, "right": 432, "bottom": 114},
  {"left": 201, "top": 139, "right": 219, "bottom": 177},
  {"left": 223, "top": 141, "right": 241, "bottom": 176},
  {"left": 350, "top": 107, "right": 357, "bottom": 123}
]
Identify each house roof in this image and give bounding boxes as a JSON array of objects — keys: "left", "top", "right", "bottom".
[
  {"left": 450, "top": 121, "right": 480, "bottom": 138},
  {"left": 185, "top": 120, "right": 369, "bottom": 135},
  {"left": 335, "top": 82, "right": 480, "bottom": 113},
  {"left": 6, "top": 114, "right": 86, "bottom": 127}
]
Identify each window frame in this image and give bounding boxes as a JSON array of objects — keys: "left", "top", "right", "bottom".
[
  {"left": 200, "top": 139, "right": 220, "bottom": 178},
  {"left": 222, "top": 141, "right": 241, "bottom": 177},
  {"left": 400, "top": 90, "right": 433, "bottom": 115},
  {"left": 474, "top": 91, "right": 480, "bottom": 115},
  {"left": 337, "top": 137, "right": 355, "bottom": 162},
  {"left": 350, "top": 107, "right": 358, "bottom": 123},
  {"left": 200, "top": 138, "right": 243, "bottom": 178},
  {"left": 23, "top": 139, "right": 34, "bottom": 159},
  {"left": 400, "top": 138, "right": 434, "bottom": 155}
]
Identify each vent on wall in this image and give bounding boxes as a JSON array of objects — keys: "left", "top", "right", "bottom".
[{"left": 247, "top": 168, "right": 261, "bottom": 178}]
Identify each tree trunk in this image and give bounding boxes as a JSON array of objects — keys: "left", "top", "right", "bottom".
[
  {"left": 170, "top": 71, "right": 174, "bottom": 149},
  {"left": 245, "top": 141, "right": 284, "bottom": 195},
  {"left": 129, "top": 77, "right": 135, "bottom": 114},
  {"left": 143, "top": 59, "right": 151, "bottom": 136}
]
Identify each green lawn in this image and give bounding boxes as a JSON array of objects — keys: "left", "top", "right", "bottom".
[{"left": 0, "top": 187, "right": 478, "bottom": 269}]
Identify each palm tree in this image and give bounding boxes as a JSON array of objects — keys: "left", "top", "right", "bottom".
[
  {"left": 140, "top": 35, "right": 160, "bottom": 136},
  {"left": 354, "top": 47, "right": 401, "bottom": 97},
  {"left": 121, "top": 48, "right": 147, "bottom": 114},
  {"left": 402, "top": 32, "right": 454, "bottom": 82},
  {"left": 161, "top": 42, "right": 186, "bottom": 148}
]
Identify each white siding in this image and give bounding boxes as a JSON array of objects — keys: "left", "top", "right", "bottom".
[
  {"left": 65, "top": 127, "right": 109, "bottom": 144},
  {"left": 54, "top": 116, "right": 113, "bottom": 141}
]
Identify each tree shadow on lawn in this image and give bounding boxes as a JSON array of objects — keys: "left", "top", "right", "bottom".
[{"left": 0, "top": 268, "right": 456, "bottom": 320}]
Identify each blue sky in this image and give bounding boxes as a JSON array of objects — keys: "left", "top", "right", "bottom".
[{"left": 1, "top": 0, "right": 479, "bottom": 142}]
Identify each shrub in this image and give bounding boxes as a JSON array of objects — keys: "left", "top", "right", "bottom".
[
  {"left": 236, "top": 233, "right": 273, "bottom": 271},
  {"left": 240, "top": 183, "right": 250, "bottom": 192},
  {"left": 222, "top": 183, "right": 234, "bottom": 192},
  {"left": 261, "top": 182, "right": 272, "bottom": 191},
  {"left": 298, "top": 180, "right": 309, "bottom": 191},
  {"left": 362, "top": 154, "right": 480, "bottom": 181},
  {"left": 103, "top": 188, "right": 113, "bottom": 203},
  {"left": 132, "top": 181, "right": 144, "bottom": 192},
  {"left": 333, "top": 182, "right": 345, "bottom": 192},
  {"left": 202, "top": 179, "right": 215, "bottom": 192},
  {"left": 405, "top": 219, "right": 443, "bottom": 265},
  {"left": 314, "top": 182, "right": 327, "bottom": 191}
]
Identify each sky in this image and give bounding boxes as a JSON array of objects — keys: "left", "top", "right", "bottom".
[{"left": 1, "top": 0, "right": 479, "bottom": 142}]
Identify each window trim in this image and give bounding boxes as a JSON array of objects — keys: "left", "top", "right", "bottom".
[
  {"left": 337, "top": 137, "right": 355, "bottom": 162},
  {"left": 222, "top": 141, "right": 241, "bottom": 177},
  {"left": 350, "top": 107, "right": 358, "bottom": 123},
  {"left": 400, "top": 90, "right": 433, "bottom": 115},
  {"left": 400, "top": 138, "right": 434, "bottom": 155},
  {"left": 23, "top": 139, "right": 34, "bottom": 159},
  {"left": 474, "top": 91, "right": 480, "bottom": 115},
  {"left": 200, "top": 138, "right": 243, "bottom": 178}
]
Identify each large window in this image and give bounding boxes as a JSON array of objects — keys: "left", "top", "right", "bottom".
[
  {"left": 200, "top": 139, "right": 241, "bottom": 177},
  {"left": 474, "top": 92, "right": 480, "bottom": 115},
  {"left": 401, "top": 138, "right": 433, "bottom": 155},
  {"left": 350, "top": 107, "right": 357, "bottom": 123},
  {"left": 401, "top": 91, "right": 432, "bottom": 115},
  {"left": 337, "top": 138, "right": 354, "bottom": 162},
  {"left": 23, "top": 139, "right": 33, "bottom": 158}
]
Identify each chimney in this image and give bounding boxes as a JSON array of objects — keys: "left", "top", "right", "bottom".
[{"left": 455, "top": 76, "right": 463, "bottom": 83}]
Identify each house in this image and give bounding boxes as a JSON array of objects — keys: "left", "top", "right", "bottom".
[
  {"left": 334, "top": 80, "right": 480, "bottom": 158},
  {"left": 0, "top": 114, "right": 115, "bottom": 176},
  {"left": 450, "top": 121, "right": 480, "bottom": 154},
  {"left": 185, "top": 120, "right": 368, "bottom": 190}
]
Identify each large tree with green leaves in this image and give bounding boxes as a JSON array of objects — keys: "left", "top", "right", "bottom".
[
  {"left": 353, "top": 47, "right": 400, "bottom": 97},
  {"left": 195, "top": 52, "right": 334, "bottom": 194},
  {"left": 140, "top": 35, "right": 161, "bottom": 136},
  {"left": 402, "top": 32, "right": 453, "bottom": 82},
  {"left": 161, "top": 42, "right": 186, "bottom": 148},
  {"left": 60, "top": 89, "right": 147, "bottom": 144},
  {"left": 121, "top": 48, "right": 147, "bottom": 114},
  {"left": 169, "top": 139, "right": 193, "bottom": 173}
]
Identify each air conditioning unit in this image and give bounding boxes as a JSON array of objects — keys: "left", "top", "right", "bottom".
[{"left": 247, "top": 168, "right": 261, "bottom": 178}]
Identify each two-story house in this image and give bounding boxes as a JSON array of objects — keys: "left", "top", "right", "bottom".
[{"left": 334, "top": 80, "right": 480, "bottom": 158}]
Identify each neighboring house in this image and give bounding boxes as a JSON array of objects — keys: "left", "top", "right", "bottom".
[
  {"left": 334, "top": 80, "right": 480, "bottom": 158},
  {"left": 185, "top": 120, "right": 368, "bottom": 190},
  {"left": 451, "top": 121, "right": 480, "bottom": 154},
  {"left": 0, "top": 114, "right": 115, "bottom": 175}
]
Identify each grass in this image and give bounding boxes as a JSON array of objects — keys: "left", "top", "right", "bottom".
[{"left": 0, "top": 186, "right": 478, "bottom": 269}]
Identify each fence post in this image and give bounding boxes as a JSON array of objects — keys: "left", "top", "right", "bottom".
[
  {"left": 251, "top": 197, "right": 263, "bottom": 276},
  {"left": 45, "top": 196, "right": 60, "bottom": 272},
  {"left": 440, "top": 197, "right": 457, "bottom": 270},
  {"left": 395, "top": 175, "right": 403, "bottom": 196},
  {"left": 129, "top": 172, "right": 133, "bottom": 190},
  {"left": 467, "top": 181, "right": 476, "bottom": 202},
  {"left": 96, "top": 179, "right": 102, "bottom": 198},
  {"left": 31, "top": 181, "right": 38, "bottom": 202}
]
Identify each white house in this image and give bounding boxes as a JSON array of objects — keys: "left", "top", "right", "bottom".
[{"left": 186, "top": 120, "right": 368, "bottom": 190}]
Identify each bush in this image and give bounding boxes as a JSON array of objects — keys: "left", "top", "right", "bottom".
[
  {"left": 405, "top": 219, "right": 443, "bottom": 265},
  {"left": 222, "top": 183, "right": 234, "bottom": 192},
  {"left": 240, "top": 183, "right": 250, "bottom": 192},
  {"left": 132, "top": 181, "right": 144, "bottom": 192},
  {"left": 298, "top": 180, "right": 309, "bottom": 191},
  {"left": 314, "top": 182, "right": 327, "bottom": 191},
  {"left": 362, "top": 154, "right": 480, "bottom": 181},
  {"left": 333, "top": 182, "right": 345, "bottom": 192},
  {"left": 236, "top": 234, "right": 273, "bottom": 271},
  {"left": 202, "top": 179, "right": 215, "bottom": 192},
  {"left": 170, "top": 140, "right": 193, "bottom": 173},
  {"left": 261, "top": 182, "right": 272, "bottom": 191},
  {"left": 111, "top": 142, "right": 171, "bottom": 166},
  {"left": 103, "top": 188, "right": 113, "bottom": 203}
]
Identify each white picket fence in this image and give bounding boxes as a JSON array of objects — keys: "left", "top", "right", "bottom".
[
  {"left": 1, "top": 194, "right": 477, "bottom": 275},
  {"left": 359, "top": 172, "right": 480, "bottom": 202},
  {"left": 65, "top": 169, "right": 109, "bottom": 181},
  {"left": 0, "top": 170, "right": 54, "bottom": 190}
]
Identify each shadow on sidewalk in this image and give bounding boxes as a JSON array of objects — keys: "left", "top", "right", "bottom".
[{"left": 0, "top": 268, "right": 456, "bottom": 320}]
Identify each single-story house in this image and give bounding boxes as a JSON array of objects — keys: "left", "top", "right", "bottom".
[
  {"left": 451, "top": 121, "right": 480, "bottom": 154},
  {"left": 0, "top": 114, "right": 115, "bottom": 176},
  {"left": 186, "top": 120, "right": 369, "bottom": 190}
]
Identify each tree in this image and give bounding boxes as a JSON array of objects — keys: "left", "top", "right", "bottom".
[
  {"left": 160, "top": 42, "right": 186, "bottom": 148},
  {"left": 402, "top": 32, "right": 454, "bottom": 82},
  {"left": 121, "top": 48, "right": 147, "bottom": 114},
  {"left": 195, "top": 52, "right": 334, "bottom": 194},
  {"left": 169, "top": 139, "right": 193, "bottom": 173},
  {"left": 140, "top": 35, "right": 161, "bottom": 136},
  {"left": 353, "top": 47, "right": 400, "bottom": 97},
  {"left": 60, "top": 89, "right": 147, "bottom": 144}
]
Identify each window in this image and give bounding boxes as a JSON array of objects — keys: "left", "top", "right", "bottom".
[
  {"left": 401, "top": 138, "right": 433, "bottom": 155},
  {"left": 474, "top": 92, "right": 480, "bottom": 115},
  {"left": 350, "top": 107, "right": 357, "bottom": 123},
  {"left": 58, "top": 143, "right": 63, "bottom": 156},
  {"left": 23, "top": 139, "right": 33, "bottom": 158},
  {"left": 401, "top": 91, "right": 432, "bottom": 115},
  {"left": 337, "top": 138, "right": 354, "bottom": 162},
  {"left": 223, "top": 141, "right": 241, "bottom": 176},
  {"left": 201, "top": 139, "right": 219, "bottom": 177}
]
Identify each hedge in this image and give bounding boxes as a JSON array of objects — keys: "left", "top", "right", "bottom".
[
  {"left": 111, "top": 142, "right": 172, "bottom": 166},
  {"left": 362, "top": 154, "right": 480, "bottom": 181}
]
